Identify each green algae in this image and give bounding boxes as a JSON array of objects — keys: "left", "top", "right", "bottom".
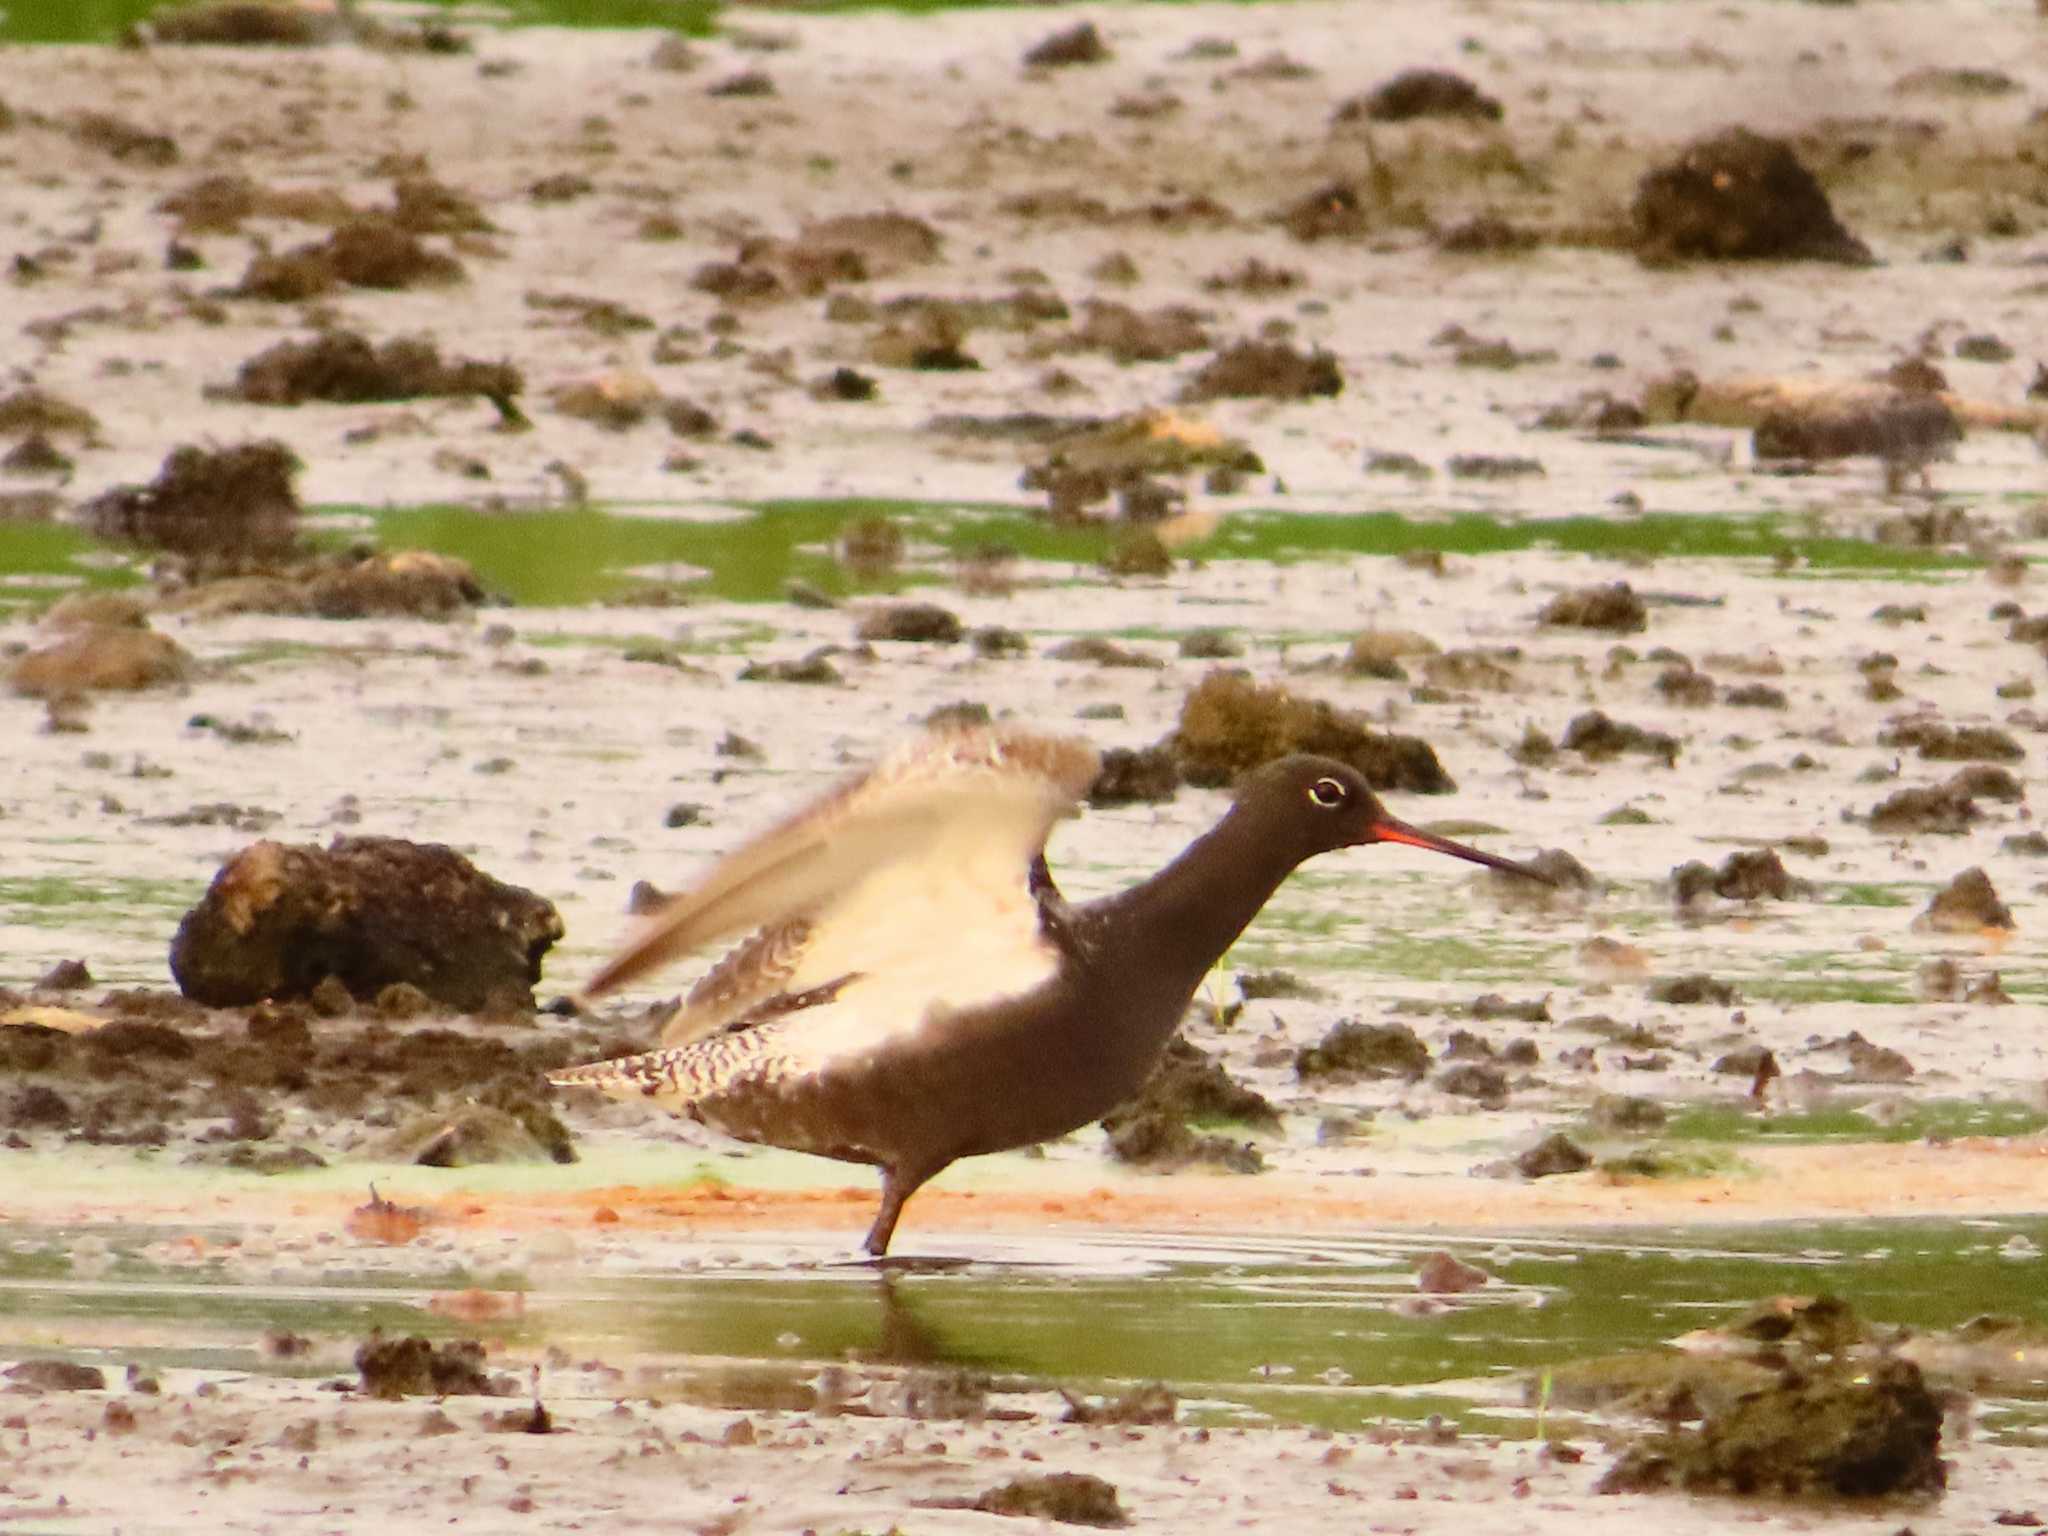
[{"left": 4, "top": 1212, "right": 2046, "bottom": 1440}]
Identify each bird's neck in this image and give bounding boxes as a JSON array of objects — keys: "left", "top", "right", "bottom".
[{"left": 1092, "top": 808, "right": 1304, "bottom": 1005}]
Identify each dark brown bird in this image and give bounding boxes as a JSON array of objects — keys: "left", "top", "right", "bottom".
[{"left": 550, "top": 725, "right": 1550, "bottom": 1256}]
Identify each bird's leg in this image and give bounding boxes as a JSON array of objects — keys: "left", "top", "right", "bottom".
[{"left": 863, "top": 1161, "right": 940, "bottom": 1257}]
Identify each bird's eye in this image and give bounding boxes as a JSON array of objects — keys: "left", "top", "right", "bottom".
[{"left": 1308, "top": 776, "right": 1347, "bottom": 808}]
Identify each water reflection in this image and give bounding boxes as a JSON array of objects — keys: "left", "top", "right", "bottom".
[{"left": 3, "top": 1217, "right": 2046, "bottom": 1437}]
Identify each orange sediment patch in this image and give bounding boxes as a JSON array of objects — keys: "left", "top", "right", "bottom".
[{"left": 361, "top": 1137, "right": 2048, "bottom": 1242}]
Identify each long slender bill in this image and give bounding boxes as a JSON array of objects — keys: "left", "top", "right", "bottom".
[{"left": 1367, "top": 815, "right": 1554, "bottom": 883}]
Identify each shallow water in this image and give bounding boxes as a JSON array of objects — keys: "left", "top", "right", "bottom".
[{"left": 4, "top": 1215, "right": 2045, "bottom": 1440}]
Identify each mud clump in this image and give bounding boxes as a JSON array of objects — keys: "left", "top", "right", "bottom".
[
  {"left": 9, "top": 624, "right": 190, "bottom": 696},
  {"left": 237, "top": 217, "right": 464, "bottom": 300},
  {"left": 1060, "top": 1382, "right": 1176, "bottom": 1426},
  {"left": 1180, "top": 340, "right": 1342, "bottom": 402},
  {"left": 71, "top": 111, "right": 179, "bottom": 167},
  {"left": 1340, "top": 68, "right": 1502, "bottom": 123},
  {"left": 975, "top": 1471, "right": 1126, "bottom": 1526},
  {"left": 1656, "top": 666, "right": 1716, "bottom": 707},
  {"left": 855, "top": 602, "right": 963, "bottom": 644},
  {"left": 1868, "top": 782, "right": 1982, "bottom": 835},
  {"left": 155, "top": 172, "right": 354, "bottom": 236},
  {"left": 2, "top": 996, "right": 609, "bottom": 1157},
  {"left": 1088, "top": 744, "right": 1181, "bottom": 806},
  {"left": 1066, "top": 301, "right": 1211, "bottom": 363},
  {"left": 1539, "top": 581, "right": 1647, "bottom": 633},
  {"left": 1518, "top": 1131, "right": 1592, "bottom": 1178},
  {"left": 1417, "top": 1251, "right": 1491, "bottom": 1293},
  {"left": 1047, "top": 636, "right": 1164, "bottom": 670},
  {"left": 170, "top": 836, "right": 564, "bottom": 1010},
  {"left": 1753, "top": 392, "right": 1960, "bottom": 487},
  {"left": 5, "top": 1360, "right": 108, "bottom": 1392},
  {"left": 1296, "top": 1019, "right": 1430, "bottom": 1082},
  {"left": 1020, "top": 412, "right": 1261, "bottom": 523},
  {"left": 740, "top": 649, "right": 843, "bottom": 685},
  {"left": 1102, "top": 1036, "right": 1273, "bottom": 1172},
  {"left": 1103, "top": 1112, "right": 1263, "bottom": 1173},
  {"left": 228, "top": 331, "right": 523, "bottom": 415},
  {"left": 1913, "top": 867, "right": 2015, "bottom": 934},
  {"left": 1878, "top": 718, "right": 2023, "bottom": 763},
  {"left": 1171, "top": 670, "right": 1455, "bottom": 792},
  {"left": 1560, "top": 711, "right": 1679, "bottom": 766},
  {"left": 138, "top": 1, "right": 331, "bottom": 44},
  {"left": 1113, "top": 1035, "right": 1280, "bottom": 1132},
  {"left": 168, "top": 550, "right": 487, "bottom": 621},
  {"left": 1649, "top": 974, "right": 1742, "bottom": 1006},
  {"left": 0, "top": 387, "right": 102, "bottom": 443},
  {"left": 381, "top": 1102, "right": 573, "bottom": 1166},
  {"left": 1344, "top": 628, "right": 1438, "bottom": 679},
  {"left": 1671, "top": 849, "right": 1801, "bottom": 906},
  {"left": 355, "top": 1334, "right": 508, "bottom": 1400},
  {"left": 82, "top": 440, "right": 300, "bottom": 567},
  {"left": 1023, "top": 21, "right": 1110, "bottom": 68},
  {"left": 1447, "top": 453, "right": 1544, "bottom": 480},
  {"left": 1599, "top": 1357, "right": 1944, "bottom": 1498},
  {"left": 1102, "top": 526, "right": 1174, "bottom": 575},
  {"left": 1632, "top": 128, "right": 1871, "bottom": 265},
  {"left": 692, "top": 214, "right": 942, "bottom": 305},
  {"left": 800, "top": 212, "right": 943, "bottom": 275}
]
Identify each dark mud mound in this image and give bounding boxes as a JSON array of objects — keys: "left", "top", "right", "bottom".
[
  {"left": 0, "top": 993, "right": 613, "bottom": 1157},
  {"left": 1087, "top": 744, "right": 1180, "bottom": 806},
  {"left": 1295, "top": 1020, "right": 1431, "bottom": 1082},
  {"left": 1023, "top": 21, "right": 1110, "bottom": 69},
  {"left": 1275, "top": 182, "right": 1371, "bottom": 242},
  {"left": 170, "top": 549, "right": 488, "bottom": 620},
  {"left": 1340, "top": 68, "right": 1502, "bottom": 123},
  {"left": 139, "top": 1, "right": 332, "bottom": 45},
  {"left": 1599, "top": 1358, "right": 1945, "bottom": 1499},
  {"left": 170, "top": 837, "right": 563, "bottom": 1010},
  {"left": 82, "top": 440, "right": 301, "bottom": 566},
  {"left": 1539, "top": 582, "right": 1647, "bottom": 633},
  {"left": 355, "top": 1334, "right": 509, "bottom": 1400},
  {"left": 227, "top": 331, "right": 523, "bottom": 414},
  {"left": 1101, "top": 1036, "right": 1276, "bottom": 1173},
  {"left": 1671, "top": 848, "right": 1804, "bottom": 906},
  {"left": 237, "top": 217, "right": 465, "bottom": 300},
  {"left": 1560, "top": 710, "right": 1679, "bottom": 766},
  {"left": 1914, "top": 866, "right": 2014, "bottom": 933},
  {"left": 1753, "top": 391, "right": 1960, "bottom": 482},
  {"left": 1020, "top": 412, "right": 1261, "bottom": 523},
  {"left": 1633, "top": 128, "right": 1872, "bottom": 264},
  {"left": 1170, "top": 670, "right": 1455, "bottom": 792},
  {"left": 975, "top": 1471, "right": 1127, "bottom": 1526},
  {"left": 1180, "top": 340, "right": 1342, "bottom": 401}
]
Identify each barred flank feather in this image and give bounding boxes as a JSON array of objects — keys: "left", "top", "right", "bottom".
[{"left": 551, "top": 724, "right": 1100, "bottom": 1108}]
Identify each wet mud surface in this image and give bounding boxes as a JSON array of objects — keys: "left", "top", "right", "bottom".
[{"left": 6, "top": 0, "right": 2048, "bottom": 1528}]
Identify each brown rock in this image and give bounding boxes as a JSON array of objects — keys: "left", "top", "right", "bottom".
[{"left": 169, "top": 837, "right": 563, "bottom": 1010}]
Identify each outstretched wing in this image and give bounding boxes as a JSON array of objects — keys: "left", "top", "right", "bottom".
[{"left": 578, "top": 724, "right": 1100, "bottom": 1052}]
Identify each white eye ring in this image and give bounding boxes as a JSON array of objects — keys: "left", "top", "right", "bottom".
[{"left": 1308, "top": 776, "right": 1347, "bottom": 808}]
